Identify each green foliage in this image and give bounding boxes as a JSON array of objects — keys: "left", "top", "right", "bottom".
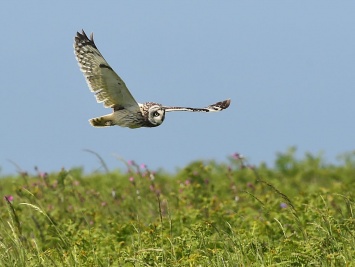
[{"left": 0, "top": 149, "right": 354, "bottom": 266}]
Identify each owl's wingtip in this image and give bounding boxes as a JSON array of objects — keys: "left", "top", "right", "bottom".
[
  {"left": 207, "top": 98, "right": 231, "bottom": 112},
  {"left": 74, "top": 29, "right": 96, "bottom": 47},
  {"left": 218, "top": 99, "right": 231, "bottom": 110},
  {"left": 224, "top": 99, "right": 231, "bottom": 109}
]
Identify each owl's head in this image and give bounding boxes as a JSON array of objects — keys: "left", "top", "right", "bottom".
[{"left": 146, "top": 104, "right": 166, "bottom": 127}]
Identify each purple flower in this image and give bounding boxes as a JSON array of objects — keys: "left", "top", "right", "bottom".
[
  {"left": 232, "top": 153, "right": 242, "bottom": 160},
  {"left": 140, "top": 163, "right": 147, "bottom": 169},
  {"left": 280, "top": 203, "right": 288, "bottom": 209},
  {"left": 129, "top": 177, "right": 135, "bottom": 182},
  {"left": 39, "top": 172, "right": 48, "bottom": 179},
  {"left": 127, "top": 160, "right": 135, "bottom": 166},
  {"left": 4, "top": 195, "right": 14, "bottom": 202},
  {"left": 35, "top": 166, "right": 48, "bottom": 179}
]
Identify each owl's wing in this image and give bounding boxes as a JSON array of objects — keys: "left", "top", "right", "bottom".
[
  {"left": 74, "top": 30, "right": 139, "bottom": 112},
  {"left": 164, "top": 99, "right": 231, "bottom": 112}
]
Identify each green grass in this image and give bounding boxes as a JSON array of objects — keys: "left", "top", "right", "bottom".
[{"left": 0, "top": 148, "right": 354, "bottom": 266}]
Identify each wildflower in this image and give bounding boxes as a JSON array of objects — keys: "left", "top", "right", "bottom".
[
  {"left": 232, "top": 153, "right": 244, "bottom": 160},
  {"left": 35, "top": 166, "right": 47, "bottom": 178},
  {"left": 129, "top": 177, "right": 136, "bottom": 186},
  {"left": 140, "top": 163, "right": 147, "bottom": 169},
  {"left": 280, "top": 203, "right": 288, "bottom": 209},
  {"left": 4, "top": 195, "right": 14, "bottom": 202},
  {"left": 39, "top": 172, "right": 48, "bottom": 179},
  {"left": 127, "top": 160, "right": 133, "bottom": 166}
]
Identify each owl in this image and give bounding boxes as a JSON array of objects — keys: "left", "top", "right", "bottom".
[{"left": 74, "top": 30, "right": 231, "bottom": 128}]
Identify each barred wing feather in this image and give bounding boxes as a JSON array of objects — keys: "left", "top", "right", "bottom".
[
  {"left": 164, "top": 99, "right": 231, "bottom": 112},
  {"left": 74, "top": 30, "right": 139, "bottom": 112}
]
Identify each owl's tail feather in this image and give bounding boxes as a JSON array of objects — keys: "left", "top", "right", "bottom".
[{"left": 89, "top": 114, "right": 115, "bottom": 127}]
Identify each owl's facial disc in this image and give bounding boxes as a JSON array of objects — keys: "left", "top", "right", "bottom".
[{"left": 148, "top": 105, "right": 165, "bottom": 126}]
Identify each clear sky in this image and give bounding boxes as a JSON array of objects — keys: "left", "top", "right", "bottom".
[{"left": 1, "top": 2, "right": 354, "bottom": 175}]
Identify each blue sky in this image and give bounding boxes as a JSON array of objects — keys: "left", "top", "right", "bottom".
[{"left": 1, "top": 2, "right": 354, "bottom": 175}]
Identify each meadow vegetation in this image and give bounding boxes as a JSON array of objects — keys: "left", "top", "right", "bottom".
[{"left": 0, "top": 148, "right": 354, "bottom": 266}]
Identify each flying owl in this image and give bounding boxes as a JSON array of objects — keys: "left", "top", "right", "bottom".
[{"left": 74, "top": 30, "right": 231, "bottom": 128}]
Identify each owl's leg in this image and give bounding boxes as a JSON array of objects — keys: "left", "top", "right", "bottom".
[{"left": 89, "top": 114, "right": 115, "bottom": 127}]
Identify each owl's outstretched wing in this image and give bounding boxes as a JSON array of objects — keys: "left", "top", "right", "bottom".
[
  {"left": 163, "top": 99, "right": 231, "bottom": 112},
  {"left": 74, "top": 30, "right": 139, "bottom": 112}
]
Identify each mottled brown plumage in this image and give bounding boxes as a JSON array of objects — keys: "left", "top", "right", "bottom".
[{"left": 74, "top": 30, "right": 231, "bottom": 129}]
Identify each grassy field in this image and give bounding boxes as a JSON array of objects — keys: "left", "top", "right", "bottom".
[{"left": 0, "top": 148, "right": 354, "bottom": 266}]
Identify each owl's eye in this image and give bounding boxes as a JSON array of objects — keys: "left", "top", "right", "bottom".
[{"left": 153, "top": 111, "right": 160, "bottom": 117}]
